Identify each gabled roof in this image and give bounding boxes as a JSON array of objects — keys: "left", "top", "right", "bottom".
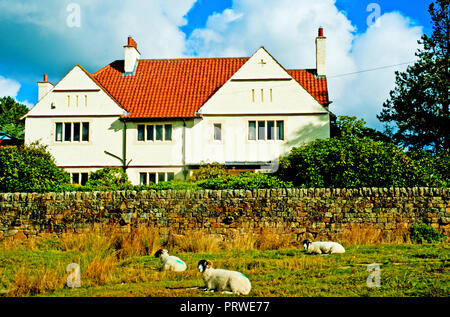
[{"left": 93, "top": 57, "right": 329, "bottom": 119}]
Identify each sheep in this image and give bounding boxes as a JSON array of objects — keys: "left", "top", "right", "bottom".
[
  {"left": 303, "top": 239, "right": 345, "bottom": 255},
  {"left": 153, "top": 249, "right": 187, "bottom": 272},
  {"left": 197, "top": 259, "right": 251, "bottom": 295}
]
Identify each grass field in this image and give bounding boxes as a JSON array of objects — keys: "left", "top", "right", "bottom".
[{"left": 0, "top": 225, "right": 448, "bottom": 297}]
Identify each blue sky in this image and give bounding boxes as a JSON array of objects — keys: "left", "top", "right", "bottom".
[{"left": 0, "top": 0, "right": 433, "bottom": 129}]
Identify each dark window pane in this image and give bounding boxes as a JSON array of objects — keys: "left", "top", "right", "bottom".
[
  {"left": 64, "top": 123, "right": 71, "bottom": 141},
  {"left": 214, "top": 124, "right": 221, "bottom": 141},
  {"left": 82, "top": 123, "right": 89, "bottom": 141},
  {"left": 158, "top": 173, "right": 165, "bottom": 183},
  {"left": 258, "top": 121, "right": 265, "bottom": 140},
  {"left": 72, "top": 173, "right": 79, "bottom": 184},
  {"left": 248, "top": 121, "right": 256, "bottom": 140},
  {"left": 155, "top": 125, "right": 163, "bottom": 141},
  {"left": 55, "top": 123, "right": 62, "bottom": 142},
  {"left": 137, "top": 125, "right": 145, "bottom": 141},
  {"left": 149, "top": 173, "right": 156, "bottom": 183},
  {"left": 167, "top": 172, "right": 175, "bottom": 181},
  {"left": 267, "top": 121, "right": 275, "bottom": 140},
  {"left": 146, "top": 125, "right": 154, "bottom": 141},
  {"left": 165, "top": 124, "right": 172, "bottom": 141},
  {"left": 140, "top": 173, "right": 147, "bottom": 185},
  {"left": 276, "top": 121, "right": 284, "bottom": 140},
  {"left": 73, "top": 123, "right": 80, "bottom": 141},
  {"left": 81, "top": 173, "right": 88, "bottom": 186}
]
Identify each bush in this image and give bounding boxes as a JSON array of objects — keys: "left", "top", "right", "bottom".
[
  {"left": 276, "top": 137, "right": 425, "bottom": 188},
  {"left": 409, "top": 221, "right": 446, "bottom": 244},
  {"left": 132, "top": 180, "right": 201, "bottom": 191},
  {"left": 189, "top": 162, "right": 228, "bottom": 182},
  {"left": 277, "top": 116, "right": 447, "bottom": 188},
  {"left": 83, "top": 167, "right": 131, "bottom": 191},
  {"left": 0, "top": 142, "right": 70, "bottom": 193},
  {"left": 197, "top": 172, "right": 293, "bottom": 190}
]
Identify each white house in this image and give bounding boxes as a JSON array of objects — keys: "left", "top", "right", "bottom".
[{"left": 23, "top": 29, "right": 331, "bottom": 185}]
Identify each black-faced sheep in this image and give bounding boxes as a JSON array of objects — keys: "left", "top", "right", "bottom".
[
  {"left": 303, "top": 240, "right": 345, "bottom": 254},
  {"left": 154, "top": 249, "right": 187, "bottom": 272},
  {"left": 197, "top": 259, "right": 251, "bottom": 295}
]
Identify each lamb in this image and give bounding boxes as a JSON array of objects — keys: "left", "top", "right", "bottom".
[
  {"left": 303, "top": 239, "right": 345, "bottom": 255},
  {"left": 153, "top": 249, "right": 187, "bottom": 272},
  {"left": 197, "top": 259, "right": 251, "bottom": 295}
]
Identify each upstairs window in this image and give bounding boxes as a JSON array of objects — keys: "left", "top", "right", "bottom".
[
  {"left": 248, "top": 120, "right": 284, "bottom": 141},
  {"left": 214, "top": 123, "right": 222, "bottom": 141},
  {"left": 56, "top": 122, "right": 89, "bottom": 143},
  {"left": 137, "top": 124, "right": 173, "bottom": 142}
]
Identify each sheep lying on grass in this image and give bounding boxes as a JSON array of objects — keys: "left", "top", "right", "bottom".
[
  {"left": 153, "top": 249, "right": 187, "bottom": 272},
  {"left": 197, "top": 259, "right": 251, "bottom": 295},
  {"left": 303, "top": 240, "right": 345, "bottom": 255}
]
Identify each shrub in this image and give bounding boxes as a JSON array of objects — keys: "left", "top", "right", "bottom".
[
  {"left": 197, "top": 172, "right": 293, "bottom": 190},
  {"left": 83, "top": 167, "right": 131, "bottom": 191},
  {"left": 276, "top": 136, "right": 424, "bottom": 188},
  {"left": 0, "top": 142, "right": 70, "bottom": 193},
  {"left": 189, "top": 162, "right": 228, "bottom": 182},
  {"left": 409, "top": 221, "right": 446, "bottom": 244}
]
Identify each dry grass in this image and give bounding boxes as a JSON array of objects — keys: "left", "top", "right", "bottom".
[
  {"left": 83, "top": 255, "right": 117, "bottom": 286},
  {"left": 338, "top": 223, "right": 410, "bottom": 246},
  {"left": 6, "top": 267, "right": 64, "bottom": 297},
  {"left": 167, "top": 230, "right": 222, "bottom": 253}
]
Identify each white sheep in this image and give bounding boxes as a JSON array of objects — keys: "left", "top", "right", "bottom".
[
  {"left": 197, "top": 259, "right": 251, "bottom": 295},
  {"left": 154, "top": 249, "right": 187, "bottom": 272},
  {"left": 303, "top": 239, "right": 345, "bottom": 255}
]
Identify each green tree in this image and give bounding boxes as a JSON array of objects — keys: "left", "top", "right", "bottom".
[
  {"left": 83, "top": 166, "right": 131, "bottom": 191},
  {"left": 378, "top": 0, "right": 449, "bottom": 153},
  {"left": 0, "top": 142, "right": 70, "bottom": 193},
  {"left": 0, "top": 96, "right": 29, "bottom": 140}
]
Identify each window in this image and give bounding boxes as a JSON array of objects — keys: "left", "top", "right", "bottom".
[
  {"left": 137, "top": 124, "right": 173, "bottom": 142},
  {"left": 164, "top": 124, "right": 172, "bottom": 141},
  {"left": 261, "top": 89, "right": 264, "bottom": 102},
  {"left": 55, "top": 123, "right": 62, "bottom": 142},
  {"left": 140, "top": 173, "right": 147, "bottom": 185},
  {"left": 248, "top": 121, "right": 256, "bottom": 140},
  {"left": 214, "top": 123, "right": 222, "bottom": 141},
  {"left": 55, "top": 122, "right": 89, "bottom": 143},
  {"left": 72, "top": 172, "right": 89, "bottom": 185},
  {"left": 147, "top": 125, "right": 154, "bottom": 141},
  {"left": 251, "top": 89, "right": 255, "bottom": 102},
  {"left": 64, "top": 123, "right": 72, "bottom": 141},
  {"left": 155, "top": 125, "right": 163, "bottom": 141},
  {"left": 140, "top": 172, "right": 174, "bottom": 184},
  {"left": 73, "top": 123, "right": 80, "bottom": 142},
  {"left": 72, "top": 173, "right": 79, "bottom": 184},
  {"left": 276, "top": 121, "right": 284, "bottom": 140},
  {"left": 258, "top": 121, "right": 265, "bottom": 140},
  {"left": 82, "top": 123, "right": 89, "bottom": 141},
  {"left": 248, "top": 120, "right": 284, "bottom": 141},
  {"left": 137, "top": 125, "right": 145, "bottom": 141},
  {"left": 81, "top": 173, "right": 88, "bottom": 185},
  {"left": 267, "top": 121, "right": 275, "bottom": 140}
]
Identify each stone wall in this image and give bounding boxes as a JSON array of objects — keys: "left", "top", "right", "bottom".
[{"left": 0, "top": 187, "right": 449, "bottom": 241}]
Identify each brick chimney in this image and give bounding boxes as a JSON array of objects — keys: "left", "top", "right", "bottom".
[
  {"left": 37, "top": 74, "right": 54, "bottom": 101},
  {"left": 124, "top": 36, "right": 141, "bottom": 74},
  {"left": 315, "top": 27, "right": 326, "bottom": 77}
]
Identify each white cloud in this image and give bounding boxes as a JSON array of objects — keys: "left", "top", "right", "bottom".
[
  {"left": 331, "top": 12, "right": 423, "bottom": 129},
  {"left": 0, "top": 75, "right": 21, "bottom": 98},
  {"left": 185, "top": 0, "right": 423, "bottom": 130}
]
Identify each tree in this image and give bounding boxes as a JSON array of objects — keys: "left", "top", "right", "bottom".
[
  {"left": 378, "top": 0, "right": 449, "bottom": 153},
  {"left": 0, "top": 96, "right": 29, "bottom": 140},
  {"left": 276, "top": 116, "right": 447, "bottom": 188},
  {"left": 0, "top": 142, "right": 70, "bottom": 193}
]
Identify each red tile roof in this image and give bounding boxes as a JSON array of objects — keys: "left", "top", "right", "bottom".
[{"left": 93, "top": 57, "right": 329, "bottom": 119}]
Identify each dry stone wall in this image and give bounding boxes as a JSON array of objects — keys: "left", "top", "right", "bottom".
[{"left": 0, "top": 187, "right": 449, "bottom": 241}]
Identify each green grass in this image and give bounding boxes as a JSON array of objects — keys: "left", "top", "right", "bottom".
[{"left": 0, "top": 241, "right": 448, "bottom": 297}]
